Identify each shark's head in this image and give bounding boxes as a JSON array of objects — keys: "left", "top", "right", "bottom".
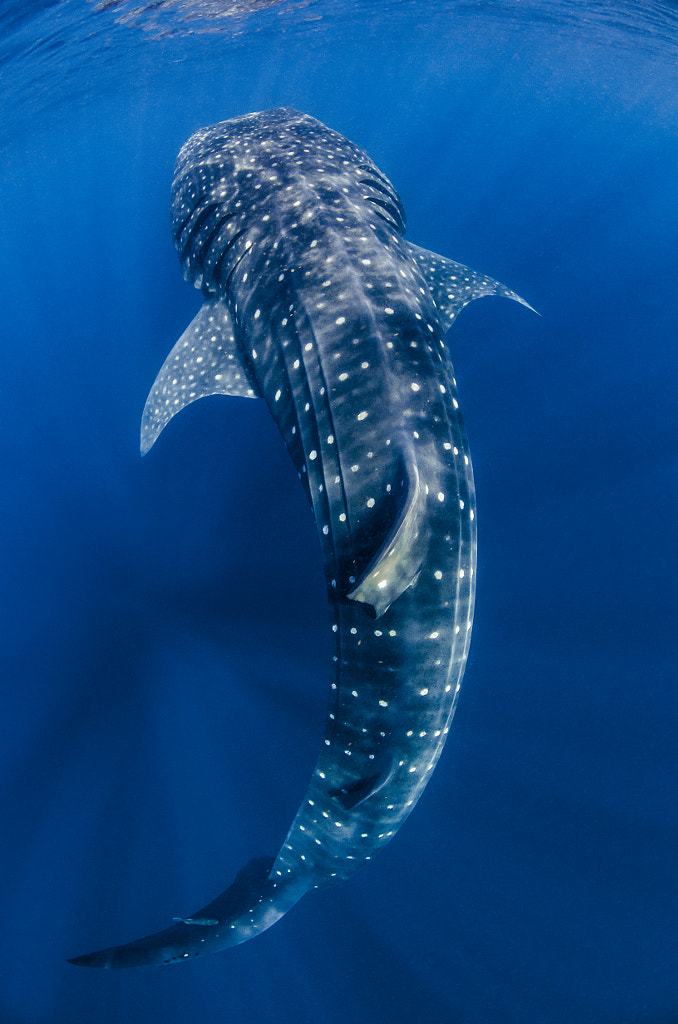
[
  {"left": 169, "top": 107, "right": 406, "bottom": 299},
  {"left": 170, "top": 108, "right": 304, "bottom": 296}
]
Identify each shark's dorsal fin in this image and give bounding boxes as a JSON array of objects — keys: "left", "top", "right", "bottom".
[
  {"left": 140, "top": 300, "right": 261, "bottom": 455},
  {"left": 329, "top": 750, "right": 396, "bottom": 809},
  {"left": 405, "top": 241, "right": 536, "bottom": 333},
  {"left": 347, "top": 455, "right": 429, "bottom": 618}
]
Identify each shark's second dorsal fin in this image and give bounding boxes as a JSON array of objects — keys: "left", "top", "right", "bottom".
[
  {"left": 405, "top": 241, "right": 536, "bottom": 333},
  {"left": 347, "top": 454, "right": 429, "bottom": 618},
  {"left": 140, "top": 300, "right": 261, "bottom": 455}
]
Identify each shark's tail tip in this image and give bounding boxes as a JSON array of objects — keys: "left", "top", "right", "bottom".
[
  {"left": 67, "top": 951, "right": 114, "bottom": 969},
  {"left": 505, "top": 288, "right": 539, "bottom": 316}
]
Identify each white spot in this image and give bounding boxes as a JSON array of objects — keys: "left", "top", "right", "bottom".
[
  {"left": 338, "top": 372, "right": 349, "bottom": 381},
  {"left": 274, "top": 390, "right": 281, "bottom": 402},
  {"left": 384, "top": 307, "right": 394, "bottom": 315},
  {"left": 379, "top": 700, "right": 388, "bottom": 707},
  {"left": 437, "top": 492, "right": 445, "bottom": 502},
  {"left": 434, "top": 570, "right": 443, "bottom": 580},
  {"left": 429, "top": 631, "right": 439, "bottom": 639},
  {"left": 377, "top": 580, "right": 388, "bottom": 590},
  {"left": 357, "top": 411, "right": 368, "bottom": 421},
  {"left": 254, "top": 309, "right": 261, "bottom": 319},
  {"left": 459, "top": 569, "right": 465, "bottom": 578},
  {"left": 336, "top": 316, "right": 346, "bottom": 325},
  {"left": 366, "top": 498, "right": 375, "bottom": 508},
  {"left": 309, "top": 450, "right": 318, "bottom": 460},
  {"left": 411, "top": 382, "right": 420, "bottom": 392},
  {"left": 420, "top": 688, "right": 429, "bottom": 696}
]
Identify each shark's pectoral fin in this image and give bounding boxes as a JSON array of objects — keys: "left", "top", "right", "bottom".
[
  {"left": 405, "top": 241, "right": 537, "bottom": 332},
  {"left": 348, "top": 456, "right": 429, "bottom": 618},
  {"left": 140, "top": 300, "right": 261, "bottom": 455}
]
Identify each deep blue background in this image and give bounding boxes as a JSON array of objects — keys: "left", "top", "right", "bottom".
[{"left": 1, "top": 3, "right": 676, "bottom": 1022}]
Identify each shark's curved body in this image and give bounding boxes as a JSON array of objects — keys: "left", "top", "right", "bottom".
[{"left": 70, "top": 109, "right": 531, "bottom": 968}]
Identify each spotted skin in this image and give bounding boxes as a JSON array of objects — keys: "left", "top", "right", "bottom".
[{"left": 69, "top": 109, "right": 532, "bottom": 968}]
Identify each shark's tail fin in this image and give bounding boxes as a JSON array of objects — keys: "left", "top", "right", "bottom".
[{"left": 68, "top": 856, "right": 310, "bottom": 968}]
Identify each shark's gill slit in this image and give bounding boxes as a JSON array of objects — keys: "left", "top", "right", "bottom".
[
  {"left": 202, "top": 212, "right": 240, "bottom": 267},
  {"left": 207, "top": 225, "right": 244, "bottom": 289},
  {"left": 174, "top": 193, "right": 208, "bottom": 241},
  {"left": 69, "top": 108, "right": 533, "bottom": 969},
  {"left": 357, "top": 177, "right": 406, "bottom": 222}
]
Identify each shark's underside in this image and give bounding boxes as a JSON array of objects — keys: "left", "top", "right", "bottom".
[{"left": 69, "top": 108, "right": 532, "bottom": 968}]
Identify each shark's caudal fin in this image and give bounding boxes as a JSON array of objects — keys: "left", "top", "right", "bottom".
[
  {"left": 140, "top": 300, "right": 261, "bottom": 455},
  {"left": 405, "top": 241, "right": 537, "bottom": 331},
  {"left": 68, "top": 857, "right": 310, "bottom": 968}
]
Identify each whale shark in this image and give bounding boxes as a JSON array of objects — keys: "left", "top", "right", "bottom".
[{"left": 69, "top": 108, "right": 532, "bottom": 968}]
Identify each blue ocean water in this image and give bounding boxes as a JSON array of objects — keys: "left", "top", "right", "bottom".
[{"left": 1, "top": 1, "right": 677, "bottom": 1020}]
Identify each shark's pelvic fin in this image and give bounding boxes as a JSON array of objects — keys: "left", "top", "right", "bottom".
[
  {"left": 405, "top": 241, "right": 537, "bottom": 332},
  {"left": 140, "top": 299, "right": 261, "bottom": 455},
  {"left": 348, "top": 455, "right": 429, "bottom": 618}
]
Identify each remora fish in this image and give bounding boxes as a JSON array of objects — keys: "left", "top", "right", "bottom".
[{"left": 70, "top": 108, "right": 532, "bottom": 968}]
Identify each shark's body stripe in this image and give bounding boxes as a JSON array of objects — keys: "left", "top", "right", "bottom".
[{"left": 69, "top": 109, "right": 532, "bottom": 969}]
